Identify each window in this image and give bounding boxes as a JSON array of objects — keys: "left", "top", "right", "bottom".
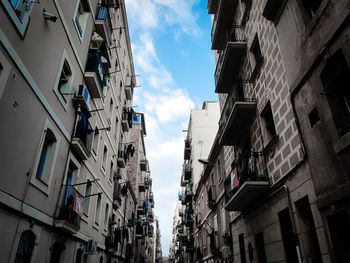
[
  {"left": 75, "top": 248, "right": 83, "bottom": 263},
  {"left": 250, "top": 34, "right": 263, "bottom": 81},
  {"left": 0, "top": 51, "right": 12, "bottom": 100},
  {"left": 261, "top": 101, "right": 277, "bottom": 146},
  {"left": 1, "top": 0, "right": 33, "bottom": 36},
  {"left": 83, "top": 180, "right": 92, "bottom": 215},
  {"left": 58, "top": 60, "right": 72, "bottom": 102},
  {"left": 14, "top": 230, "right": 36, "bottom": 263},
  {"left": 109, "top": 161, "right": 114, "bottom": 181},
  {"left": 102, "top": 145, "right": 107, "bottom": 171},
  {"left": 54, "top": 51, "right": 74, "bottom": 109},
  {"left": 95, "top": 193, "right": 102, "bottom": 224},
  {"left": 114, "top": 116, "right": 119, "bottom": 140},
  {"left": 92, "top": 128, "right": 99, "bottom": 156},
  {"left": 36, "top": 129, "right": 57, "bottom": 183},
  {"left": 301, "top": 0, "right": 322, "bottom": 18},
  {"left": 109, "top": 98, "right": 114, "bottom": 117},
  {"left": 321, "top": 49, "right": 350, "bottom": 137},
  {"left": 104, "top": 203, "right": 109, "bottom": 228},
  {"left": 308, "top": 107, "right": 320, "bottom": 128},
  {"left": 74, "top": 0, "right": 90, "bottom": 40}
]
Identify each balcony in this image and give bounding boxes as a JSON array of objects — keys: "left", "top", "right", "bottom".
[
  {"left": 185, "top": 186, "right": 193, "bottom": 203},
  {"left": 139, "top": 181, "right": 145, "bottom": 192},
  {"left": 214, "top": 26, "right": 247, "bottom": 93},
  {"left": 113, "top": 182, "right": 122, "bottom": 208},
  {"left": 54, "top": 204, "right": 81, "bottom": 234},
  {"left": 71, "top": 113, "right": 92, "bottom": 161},
  {"left": 180, "top": 174, "right": 187, "bottom": 187},
  {"left": 207, "top": 0, "right": 219, "bottom": 14},
  {"left": 117, "top": 148, "right": 126, "bottom": 168},
  {"left": 224, "top": 152, "right": 269, "bottom": 211},
  {"left": 219, "top": 85, "right": 256, "bottom": 146},
  {"left": 95, "top": 6, "right": 113, "bottom": 46},
  {"left": 105, "top": 234, "right": 117, "bottom": 251},
  {"left": 136, "top": 221, "right": 144, "bottom": 239},
  {"left": 149, "top": 192, "right": 154, "bottom": 202},
  {"left": 121, "top": 108, "right": 133, "bottom": 132},
  {"left": 183, "top": 164, "right": 192, "bottom": 181},
  {"left": 185, "top": 238, "right": 195, "bottom": 252},
  {"left": 140, "top": 159, "right": 148, "bottom": 171},
  {"left": 211, "top": 0, "right": 239, "bottom": 50},
  {"left": 106, "top": 0, "right": 119, "bottom": 8},
  {"left": 137, "top": 203, "right": 146, "bottom": 216},
  {"left": 84, "top": 50, "right": 106, "bottom": 98},
  {"left": 207, "top": 186, "right": 217, "bottom": 209},
  {"left": 184, "top": 139, "right": 191, "bottom": 160},
  {"left": 185, "top": 210, "right": 194, "bottom": 227}
]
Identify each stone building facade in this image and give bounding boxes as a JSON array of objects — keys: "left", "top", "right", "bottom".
[
  {"left": 170, "top": 0, "right": 350, "bottom": 263},
  {"left": 0, "top": 0, "right": 156, "bottom": 262}
]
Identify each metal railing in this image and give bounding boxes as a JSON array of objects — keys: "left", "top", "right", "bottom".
[
  {"left": 219, "top": 80, "right": 255, "bottom": 128},
  {"left": 214, "top": 26, "right": 246, "bottom": 85},
  {"left": 224, "top": 151, "right": 267, "bottom": 199},
  {"left": 96, "top": 6, "right": 113, "bottom": 44}
]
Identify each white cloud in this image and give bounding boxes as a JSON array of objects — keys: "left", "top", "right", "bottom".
[{"left": 125, "top": 0, "right": 201, "bottom": 37}]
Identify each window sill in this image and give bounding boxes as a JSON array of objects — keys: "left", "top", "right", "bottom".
[{"left": 334, "top": 131, "right": 350, "bottom": 154}]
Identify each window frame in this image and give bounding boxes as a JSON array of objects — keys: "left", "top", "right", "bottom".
[
  {"left": 0, "top": 0, "right": 34, "bottom": 37},
  {"left": 30, "top": 119, "right": 61, "bottom": 195},
  {"left": 9, "top": 221, "right": 41, "bottom": 263},
  {"left": 0, "top": 49, "right": 12, "bottom": 101},
  {"left": 53, "top": 50, "right": 75, "bottom": 110},
  {"left": 73, "top": 0, "right": 89, "bottom": 42}
]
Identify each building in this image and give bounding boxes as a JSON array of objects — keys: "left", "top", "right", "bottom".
[
  {"left": 0, "top": 0, "right": 157, "bottom": 262},
  {"left": 171, "top": 101, "right": 219, "bottom": 263},
  {"left": 176, "top": 0, "right": 350, "bottom": 263},
  {"left": 126, "top": 112, "right": 157, "bottom": 262},
  {"left": 263, "top": 0, "right": 350, "bottom": 261}
]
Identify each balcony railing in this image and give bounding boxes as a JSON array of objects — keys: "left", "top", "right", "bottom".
[
  {"left": 140, "top": 159, "right": 148, "bottom": 171},
  {"left": 219, "top": 82, "right": 256, "bottom": 146},
  {"left": 55, "top": 201, "right": 81, "bottom": 234},
  {"left": 84, "top": 50, "right": 106, "bottom": 98},
  {"left": 211, "top": 0, "right": 239, "bottom": 50},
  {"left": 95, "top": 6, "right": 113, "bottom": 45},
  {"left": 214, "top": 26, "right": 247, "bottom": 93},
  {"left": 185, "top": 210, "right": 194, "bottom": 226},
  {"left": 184, "top": 138, "right": 191, "bottom": 160},
  {"left": 207, "top": 185, "right": 217, "bottom": 209},
  {"left": 185, "top": 185, "right": 193, "bottom": 203},
  {"left": 183, "top": 163, "right": 192, "bottom": 181},
  {"left": 121, "top": 107, "right": 134, "bottom": 132},
  {"left": 113, "top": 182, "right": 122, "bottom": 208},
  {"left": 224, "top": 151, "right": 269, "bottom": 211},
  {"left": 72, "top": 112, "right": 93, "bottom": 161}
]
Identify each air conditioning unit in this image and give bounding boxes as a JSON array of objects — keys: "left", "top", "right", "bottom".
[
  {"left": 73, "top": 85, "right": 90, "bottom": 109},
  {"left": 221, "top": 246, "right": 232, "bottom": 259},
  {"left": 85, "top": 239, "right": 97, "bottom": 254},
  {"left": 114, "top": 168, "right": 122, "bottom": 180}
]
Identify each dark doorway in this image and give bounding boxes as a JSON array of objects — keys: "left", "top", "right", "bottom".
[
  {"left": 255, "top": 232, "right": 267, "bottom": 263},
  {"left": 327, "top": 210, "right": 350, "bottom": 263},
  {"left": 239, "top": 233, "right": 247, "bottom": 263},
  {"left": 278, "top": 208, "right": 299, "bottom": 263},
  {"left": 295, "top": 196, "right": 322, "bottom": 262}
]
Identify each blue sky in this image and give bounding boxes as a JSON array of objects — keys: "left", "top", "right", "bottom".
[{"left": 125, "top": 0, "right": 217, "bottom": 256}]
